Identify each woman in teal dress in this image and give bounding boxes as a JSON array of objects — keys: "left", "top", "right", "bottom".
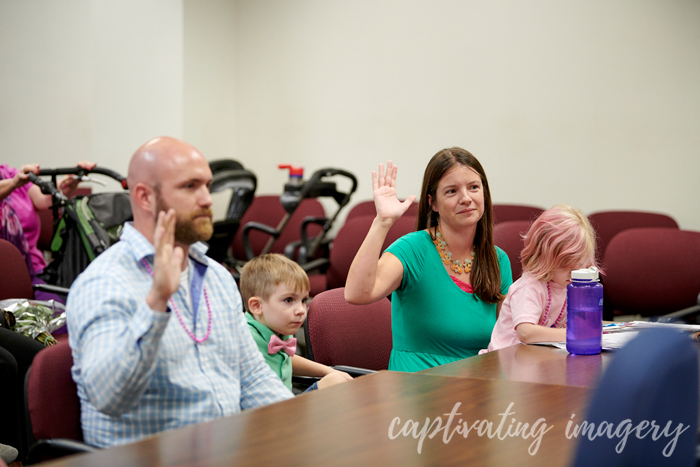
[{"left": 345, "top": 148, "right": 512, "bottom": 372}]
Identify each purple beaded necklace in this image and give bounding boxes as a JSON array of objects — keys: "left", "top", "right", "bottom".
[
  {"left": 141, "top": 258, "right": 212, "bottom": 343},
  {"left": 539, "top": 281, "right": 566, "bottom": 328}
]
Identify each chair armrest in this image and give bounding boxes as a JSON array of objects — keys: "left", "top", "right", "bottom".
[
  {"left": 291, "top": 367, "right": 376, "bottom": 389},
  {"left": 291, "top": 375, "right": 320, "bottom": 395},
  {"left": 332, "top": 365, "right": 377, "bottom": 377},
  {"left": 27, "top": 438, "right": 97, "bottom": 464},
  {"left": 33, "top": 283, "right": 70, "bottom": 297},
  {"left": 657, "top": 305, "right": 700, "bottom": 323},
  {"left": 242, "top": 222, "right": 279, "bottom": 260},
  {"left": 299, "top": 257, "right": 330, "bottom": 274}
]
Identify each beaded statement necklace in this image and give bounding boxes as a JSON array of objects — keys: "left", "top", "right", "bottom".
[
  {"left": 540, "top": 281, "right": 566, "bottom": 328},
  {"left": 433, "top": 228, "right": 475, "bottom": 274},
  {"left": 141, "top": 258, "right": 212, "bottom": 343}
]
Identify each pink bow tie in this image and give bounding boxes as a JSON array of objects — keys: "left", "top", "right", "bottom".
[{"left": 268, "top": 335, "right": 296, "bottom": 357}]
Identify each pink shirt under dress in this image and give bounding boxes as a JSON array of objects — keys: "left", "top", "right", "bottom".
[
  {"left": 0, "top": 164, "right": 46, "bottom": 273},
  {"left": 485, "top": 272, "right": 567, "bottom": 352},
  {"left": 449, "top": 275, "right": 474, "bottom": 294}
]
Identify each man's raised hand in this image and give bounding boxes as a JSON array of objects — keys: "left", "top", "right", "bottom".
[{"left": 146, "top": 209, "right": 184, "bottom": 312}]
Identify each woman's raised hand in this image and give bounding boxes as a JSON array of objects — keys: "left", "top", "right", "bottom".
[{"left": 372, "top": 161, "right": 416, "bottom": 222}]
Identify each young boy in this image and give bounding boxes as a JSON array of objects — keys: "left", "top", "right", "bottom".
[{"left": 240, "top": 254, "right": 352, "bottom": 391}]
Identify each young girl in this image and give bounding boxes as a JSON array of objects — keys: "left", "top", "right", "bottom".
[{"left": 485, "top": 204, "right": 598, "bottom": 351}]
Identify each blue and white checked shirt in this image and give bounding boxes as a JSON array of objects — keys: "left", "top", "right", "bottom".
[{"left": 67, "top": 223, "right": 293, "bottom": 448}]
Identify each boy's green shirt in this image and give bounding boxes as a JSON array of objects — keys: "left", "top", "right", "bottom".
[{"left": 246, "top": 312, "right": 293, "bottom": 390}]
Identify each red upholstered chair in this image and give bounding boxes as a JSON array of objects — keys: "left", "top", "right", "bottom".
[
  {"left": 493, "top": 220, "right": 532, "bottom": 281},
  {"left": 588, "top": 210, "right": 679, "bottom": 264},
  {"left": 0, "top": 239, "right": 69, "bottom": 307},
  {"left": 36, "top": 209, "right": 54, "bottom": 253},
  {"left": 308, "top": 215, "right": 416, "bottom": 296},
  {"left": 492, "top": 204, "right": 544, "bottom": 225},
  {"left": 305, "top": 287, "right": 392, "bottom": 371},
  {"left": 231, "top": 195, "right": 325, "bottom": 261},
  {"left": 25, "top": 342, "right": 95, "bottom": 462},
  {"left": 603, "top": 228, "right": 700, "bottom": 317},
  {"left": 0, "top": 239, "right": 35, "bottom": 301},
  {"left": 346, "top": 200, "right": 419, "bottom": 220}
]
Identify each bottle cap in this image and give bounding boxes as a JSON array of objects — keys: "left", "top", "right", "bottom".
[
  {"left": 278, "top": 164, "right": 304, "bottom": 178},
  {"left": 571, "top": 266, "right": 599, "bottom": 280}
]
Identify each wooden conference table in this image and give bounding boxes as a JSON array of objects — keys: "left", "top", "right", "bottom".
[
  {"left": 421, "top": 342, "right": 615, "bottom": 388},
  {"left": 40, "top": 345, "right": 604, "bottom": 467}
]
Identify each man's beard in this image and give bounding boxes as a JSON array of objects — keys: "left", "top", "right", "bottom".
[{"left": 155, "top": 196, "right": 214, "bottom": 245}]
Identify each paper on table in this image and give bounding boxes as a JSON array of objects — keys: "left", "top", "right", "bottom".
[
  {"left": 528, "top": 331, "right": 640, "bottom": 351},
  {"left": 604, "top": 321, "right": 700, "bottom": 332}
]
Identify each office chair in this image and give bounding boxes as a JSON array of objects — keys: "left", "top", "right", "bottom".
[
  {"left": 231, "top": 196, "right": 325, "bottom": 261},
  {"left": 24, "top": 342, "right": 96, "bottom": 464},
  {"left": 345, "top": 200, "right": 419, "bottom": 220},
  {"left": 493, "top": 220, "right": 532, "bottom": 281},
  {"left": 307, "top": 214, "right": 416, "bottom": 296},
  {"left": 0, "top": 239, "right": 35, "bottom": 301},
  {"left": 305, "top": 287, "right": 392, "bottom": 372},
  {"left": 492, "top": 204, "right": 544, "bottom": 225},
  {"left": 588, "top": 210, "right": 679, "bottom": 264},
  {"left": 0, "top": 240, "right": 69, "bottom": 302},
  {"left": 603, "top": 228, "right": 700, "bottom": 317},
  {"left": 571, "top": 328, "right": 698, "bottom": 467}
]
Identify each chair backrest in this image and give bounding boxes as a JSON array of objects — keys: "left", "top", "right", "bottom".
[
  {"left": 0, "top": 239, "right": 34, "bottom": 300},
  {"left": 492, "top": 204, "right": 544, "bottom": 225},
  {"left": 231, "top": 195, "right": 325, "bottom": 260},
  {"left": 325, "top": 215, "right": 416, "bottom": 290},
  {"left": 603, "top": 228, "right": 700, "bottom": 317},
  {"left": 26, "top": 342, "right": 82, "bottom": 443},
  {"left": 572, "top": 328, "right": 698, "bottom": 467},
  {"left": 305, "top": 287, "right": 392, "bottom": 370},
  {"left": 36, "top": 209, "right": 54, "bottom": 252},
  {"left": 588, "top": 210, "right": 679, "bottom": 264},
  {"left": 345, "top": 200, "right": 419, "bottom": 220},
  {"left": 493, "top": 220, "right": 532, "bottom": 281}
]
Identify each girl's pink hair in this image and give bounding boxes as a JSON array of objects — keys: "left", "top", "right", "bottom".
[{"left": 521, "top": 204, "right": 598, "bottom": 281}]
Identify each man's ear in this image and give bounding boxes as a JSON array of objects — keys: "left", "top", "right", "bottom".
[
  {"left": 132, "top": 182, "right": 156, "bottom": 214},
  {"left": 248, "top": 296, "right": 263, "bottom": 317}
]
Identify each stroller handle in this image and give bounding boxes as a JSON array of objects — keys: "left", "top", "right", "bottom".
[
  {"left": 37, "top": 167, "right": 128, "bottom": 190},
  {"left": 27, "top": 173, "right": 69, "bottom": 204},
  {"left": 300, "top": 168, "right": 358, "bottom": 205}
]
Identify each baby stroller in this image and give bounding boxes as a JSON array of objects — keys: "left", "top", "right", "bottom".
[
  {"left": 240, "top": 165, "right": 358, "bottom": 267},
  {"left": 29, "top": 167, "right": 131, "bottom": 288},
  {"left": 205, "top": 160, "right": 257, "bottom": 263}
]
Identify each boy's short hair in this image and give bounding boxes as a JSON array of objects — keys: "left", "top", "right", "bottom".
[
  {"left": 520, "top": 204, "right": 598, "bottom": 282},
  {"left": 239, "top": 254, "right": 311, "bottom": 312}
]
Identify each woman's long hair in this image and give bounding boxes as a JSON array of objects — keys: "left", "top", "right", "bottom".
[{"left": 416, "top": 147, "right": 503, "bottom": 304}]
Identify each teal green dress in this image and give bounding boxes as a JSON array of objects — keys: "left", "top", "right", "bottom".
[{"left": 385, "top": 230, "right": 512, "bottom": 372}]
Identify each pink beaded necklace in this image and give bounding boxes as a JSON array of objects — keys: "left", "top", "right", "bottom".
[
  {"left": 141, "top": 258, "right": 212, "bottom": 343},
  {"left": 540, "top": 281, "right": 566, "bottom": 328}
]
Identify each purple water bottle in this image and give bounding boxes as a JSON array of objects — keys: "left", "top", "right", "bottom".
[{"left": 566, "top": 267, "right": 603, "bottom": 355}]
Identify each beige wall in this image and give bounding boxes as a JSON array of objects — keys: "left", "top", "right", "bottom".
[
  {"left": 227, "top": 0, "right": 700, "bottom": 231},
  {"left": 2, "top": 1, "right": 699, "bottom": 230},
  {"left": 0, "top": 0, "right": 183, "bottom": 190}
]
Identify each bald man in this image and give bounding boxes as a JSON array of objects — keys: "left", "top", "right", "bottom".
[{"left": 67, "top": 137, "right": 292, "bottom": 448}]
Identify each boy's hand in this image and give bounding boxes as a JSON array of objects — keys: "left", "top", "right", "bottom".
[{"left": 317, "top": 370, "right": 353, "bottom": 389}]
